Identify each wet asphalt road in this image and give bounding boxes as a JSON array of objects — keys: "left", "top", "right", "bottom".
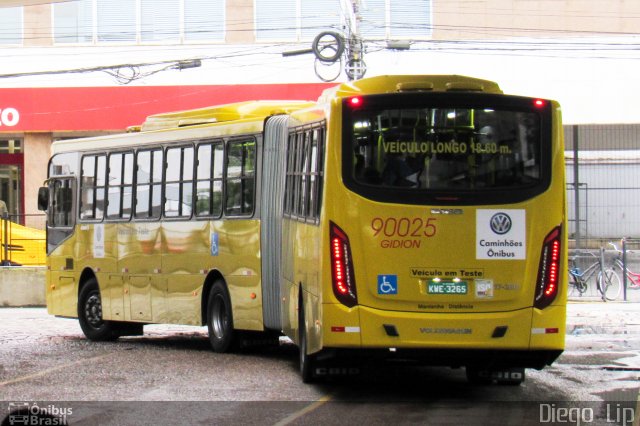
[{"left": 1, "top": 305, "right": 639, "bottom": 425}]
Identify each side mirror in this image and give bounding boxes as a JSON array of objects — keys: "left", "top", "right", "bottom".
[{"left": 37, "top": 187, "right": 49, "bottom": 211}]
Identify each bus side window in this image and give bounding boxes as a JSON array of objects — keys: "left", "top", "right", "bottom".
[
  {"left": 196, "top": 142, "right": 223, "bottom": 217},
  {"left": 285, "top": 124, "right": 325, "bottom": 222},
  {"left": 284, "top": 132, "right": 296, "bottom": 217},
  {"left": 106, "top": 152, "right": 133, "bottom": 220},
  {"left": 135, "top": 149, "right": 163, "bottom": 220},
  {"left": 80, "top": 154, "right": 106, "bottom": 220},
  {"left": 164, "top": 146, "right": 194, "bottom": 218},
  {"left": 225, "top": 139, "right": 255, "bottom": 216},
  {"left": 51, "top": 179, "right": 74, "bottom": 227}
]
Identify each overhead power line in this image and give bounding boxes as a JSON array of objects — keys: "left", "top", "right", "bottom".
[
  {"left": 1, "top": 0, "right": 639, "bottom": 84},
  {"left": 0, "top": 58, "right": 202, "bottom": 84}
]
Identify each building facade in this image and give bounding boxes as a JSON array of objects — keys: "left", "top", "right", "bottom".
[{"left": 0, "top": 0, "right": 638, "bottom": 234}]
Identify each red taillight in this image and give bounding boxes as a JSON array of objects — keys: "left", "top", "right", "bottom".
[
  {"left": 534, "top": 226, "right": 562, "bottom": 309},
  {"left": 349, "top": 97, "right": 362, "bottom": 107},
  {"left": 330, "top": 222, "right": 357, "bottom": 307},
  {"left": 534, "top": 99, "right": 546, "bottom": 108}
]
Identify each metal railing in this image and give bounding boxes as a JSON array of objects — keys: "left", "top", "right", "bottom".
[{"left": 565, "top": 123, "right": 640, "bottom": 248}]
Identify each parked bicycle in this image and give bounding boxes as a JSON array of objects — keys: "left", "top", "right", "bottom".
[
  {"left": 609, "top": 242, "right": 640, "bottom": 290},
  {"left": 568, "top": 251, "right": 621, "bottom": 301}
]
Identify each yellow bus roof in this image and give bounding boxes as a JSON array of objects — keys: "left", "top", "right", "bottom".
[
  {"left": 134, "top": 76, "right": 500, "bottom": 132},
  {"left": 318, "top": 75, "right": 503, "bottom": 103},
  {"left": 138, "top": 100, "right": 315, "bottom": 132},
  {"left": 137, "top": 76, "right": 500, "bottom": 132}
]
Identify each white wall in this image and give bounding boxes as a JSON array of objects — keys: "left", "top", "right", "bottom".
[
  {"left": 567, "top": 151, "right": 640, "bottom": 239},
  {"left": 0, "top": 36, "right": 638, "bottom": 125}
]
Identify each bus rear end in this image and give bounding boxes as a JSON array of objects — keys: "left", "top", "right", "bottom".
[{"left": 318, "top": 76, "right": 566, "bottom": 383}]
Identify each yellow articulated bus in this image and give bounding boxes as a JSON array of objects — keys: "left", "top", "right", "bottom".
[{"left": 38, "top": 75, "right": 566, "bottom": 384}]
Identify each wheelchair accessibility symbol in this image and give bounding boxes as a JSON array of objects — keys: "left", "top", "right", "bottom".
[{"left": 377, "top": 275, "right": 398, "bottom": 295}]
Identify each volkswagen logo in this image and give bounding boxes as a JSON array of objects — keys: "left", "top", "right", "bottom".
[{"left": 490, "top": 212, "right": 512, "bottom": 235}]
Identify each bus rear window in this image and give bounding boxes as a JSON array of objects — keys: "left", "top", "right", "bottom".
[{"left": 343, "top": 92, "right": 552, "bottom": 205}]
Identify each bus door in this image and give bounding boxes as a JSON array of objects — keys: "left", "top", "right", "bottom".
[{"left": 42, "top": 177, "right": 77, "bottom": 315}]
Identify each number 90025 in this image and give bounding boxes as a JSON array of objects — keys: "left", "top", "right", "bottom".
[{"left": 371, "top": 217, "right": 437, "bottom": 238}]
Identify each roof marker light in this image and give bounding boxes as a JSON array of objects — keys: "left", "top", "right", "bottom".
[
  {"left": 350, "top": 97, "right": 362, "bottom": 106},
  {"left": 534, "top": 99, "right": 546, "bottom": 108}
]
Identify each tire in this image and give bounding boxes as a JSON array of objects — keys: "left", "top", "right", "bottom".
[
  {"left": 299, "top": 301, "right": 316, "bottom": 383},
  {"left": 569, "top": 271, "right": 587, "bottom": 296},
  {"left": 466, "top": 366, "right": 525, "bottom": 386},
  {"left": 465, "top": 366, "right": 492, "bottom": 385},
  {"left": 597, "top": 268, "right": 622, "bottom": 301},
  {"left": 568, "top": 273, "right": 579, "bottom": 298},
  {"left": 207, "top": 280, "right": 237, "bottom": 353},
  {"left": 78, "top": 278, "right": 120, "bottom": 341},
  {"left": 576, "top": 277, "right": 588, "bottom": 294}
]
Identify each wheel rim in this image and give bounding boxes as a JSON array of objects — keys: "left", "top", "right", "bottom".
[
  {"left": 211, "top": 293, "right": 228, "bottom": 339},
  {"left": 604, "top": 270, "right": 621, "bottom": 300},
  {"left": 84, "top": 293, "right": 103, "bottom": 328}
]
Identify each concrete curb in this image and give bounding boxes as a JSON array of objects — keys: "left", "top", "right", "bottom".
[{"left": 0, "top": 266, "right": 46, "bottom": 307}]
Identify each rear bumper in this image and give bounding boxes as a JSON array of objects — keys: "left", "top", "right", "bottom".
[
  {"left": 321, "top": 303, "right": 565, "bottom": 368},
  {"left": 317, "top": 347, "right": 563, "bottom": 370}
]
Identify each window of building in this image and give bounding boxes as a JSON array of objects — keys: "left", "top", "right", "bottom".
[
  {"left": 359, "top": 0, "right": 432, "bottom": 40},
  {"left": 0, "top": 7, "right": 22, "bottom": 45},
  {"left": 141, "top": 0, "right": 180, "bottom": 42},
  {"left": 255, "top": 0, "right": 342, "bottom": 41},
  {"left": 53, "top": 0, "right": 94, "bottom": 43},
  {"left": 284, "top": 124, "right": 324, "bottom": 222},
  {"left": 0, "top": 139, "right": 22, "bottom": 154},
  {"left": 135, "top": 149, "right": 163, "bottom": 219},
  {"left": 195, "top": 142, "right": 224, "bottom": 217},
  {"left": 106, "top": 152, "right": 134, "bottom": 219},
  {"left": 0, "top": 165, "right": 20, "bottom": 220},
  {"left": 225, "top": 139, "right": 255, "bottom": 216},
  {"left": 164, "top": 146, "right": 194, "bottom": 218},
  {"left": 184, "top": 0, "right": 225, "bottom": 41},
  {"left": 300, "top": 0, "right": 341, "bottom": 39},
  {"left": 98, "top": 0, "right": 137, "bottom": 42},
  {"left": 53, "top": 0, "right": 224, "bottom": 44},
  {"left": 80, "top": 154, "right": 106, "bottom": 220}
]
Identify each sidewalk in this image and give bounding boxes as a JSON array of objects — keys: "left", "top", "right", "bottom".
[{"left": 566, "top": 300, "right": 640, "bottom": 335}]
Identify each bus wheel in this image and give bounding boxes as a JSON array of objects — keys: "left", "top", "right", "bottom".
[
  {"left": 299, "top": 304, "right": 316, "bottom": 383},
  {"left": 466, "top": 366, "right": 525, "bottom": 386},
  {"left": 78, "top": 278, "right": 120, "bottom": 341},
  {"left": 207, "top": 280, "right": 237, "bottom": 353},
  {"left": 497, "top": 368, "right": 525, "bottom": 386},
  {"left": 465, "top": 366, "right": 492, "bottom": 385}
]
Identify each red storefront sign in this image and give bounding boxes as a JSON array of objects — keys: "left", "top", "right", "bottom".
[{"left": 0, "top": 83, "right": 334, "bottom": 132}]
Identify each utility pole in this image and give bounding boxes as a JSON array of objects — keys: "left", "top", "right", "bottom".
[
  {"left": 282, "top": 0, "right": 369, "bottom": 82},
  {"left": 343, "top": 0, "right": 366, "bottom": 80}
]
